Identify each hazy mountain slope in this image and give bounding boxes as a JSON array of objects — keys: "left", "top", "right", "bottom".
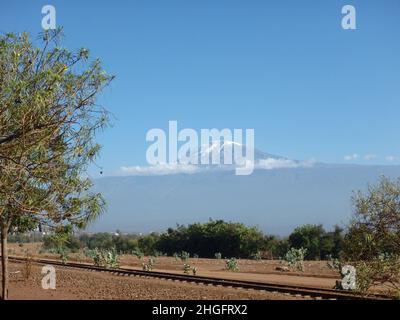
[{"left": 91, "top": 164, "right": 400, "bottom": 235}]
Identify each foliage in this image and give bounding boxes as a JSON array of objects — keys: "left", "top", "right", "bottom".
[
  {"left": 132, "top": 249, "right": 144, "bottom": 260},
  {"left": 183, "top": 263, "right": 191, "bottom": 274},
  {"left": 354, "top": 254, "right": 400, "bottom": 296},
  {"left": 183, "top": 263, "right": 198, "bottom": 275},
  {"left": 251, "top": 251, "right": 262, "bottom": 261},
  {"left": 225, "top": 258, "right": 239, "bottom": 271},
  {"left": 137, "top": 233, "right": 159, "bottom": 255},
  {"left": 284, "top": 247, "right": 307, "bottom": 272},
  {"left": 41, "top": 232, "right": 161, "bottom": 256},
  {"left": 326, "top": 255, "right": 342, "bottom": 271},
  {"left": 156, "top": 220, "right": 266, "bottom": 258},
  {"left": 10, "top": 221, "right": 346, "bottom": 261},
  {"left": 180, "top": 251, "right": 190, "bottom": 262},
  {"left": 142, "top": 257, "right": 155, "bottom": 271},
  {"left": 0, "top": 28, "right": 113, "bottom": 232},
  {"left": 264, "top": 236, "right": 289, "bottom": 259},
  {"left": 288, "top": 224, "right": 344, "bottom": 260},
  {"left": 343, "top": 177, "right": 400, "bottom": 261},
  {"left": 339, "top": 177, "right": 400, "bottom": 297},
  {"left": 0, "top": 29, "right": 113, "bottom": 299},
  {"left": 88, "top": 248, "right": 119, "bottom": 268}
]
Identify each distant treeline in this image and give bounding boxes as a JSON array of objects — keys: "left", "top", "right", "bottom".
[{"left": 9, "top": 220, "right": 345, "bottom": 260}]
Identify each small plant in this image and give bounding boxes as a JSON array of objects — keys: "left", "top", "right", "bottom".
[
  {"left": 183, "top": 263, "right": 191, "bottom": 274},
  {"left": 59, "top": 249, "right": 69, "bottom": 264},
  {"left": 327, "top": 255, "right": 342, "bottom": 271},
  {"left": 133, "top": 250, "right": 144, "bottom": 260},
  {"left": 215, "top": 252, "right": 222, "bottom": 260},
  {"left": 251, "top": 251, "right": 262, "bottom": 261},
  {"left": 225, "top": 258, "right": 239, "bottom": 271},
  {"left": 180, "top": 251, "right": 190, "bottom": 262},
  {"left": 284, "top": 247, "right": 307, "bottom": 272},
  {"left": 75, "top": 250, "right": 86, "bottom": 263},
  {"left": 143, "top": 257, "right": 155, "bottom": 271},
  {"left": 91, "top": 248, "right": 120, "bottom": 268},
  {"left": 183, "top": 264, "right": 198, "bottom": 275},
  {"left": 105, "top": 248, "right": 120, "bottom": 268},
  {"left": 173, "top": 252, "right": 180, "bottom": 261},
  {"left": 153, "top": 251, "right": 161, "bottom": 257},
  {"left": 83, "top": 248, "right": 96, "bottom": 259}
]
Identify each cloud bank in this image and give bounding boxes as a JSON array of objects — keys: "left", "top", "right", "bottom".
[
  {"left": 119, "top": 164, "right": 201, "bottom": 176},
  {"left": 118, "top": 158, "right": 314, "bottom": 176}
]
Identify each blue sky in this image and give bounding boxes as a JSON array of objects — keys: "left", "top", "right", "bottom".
[{"left": 2, "top": 0, "right": 400, "bottom": 177}]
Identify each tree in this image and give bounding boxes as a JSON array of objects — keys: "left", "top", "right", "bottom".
[
  {"left": 344, "top": 176, "right": 400, "bottom": 261},
  {"left": 0, "top": 29, "right": 114, "bottom": 299},
  {"left": 330, "top": 225, "right": 344, "bottom": 259},
  {"left": 288, "top": 224, "right": 326, "bottom": 260},
  {"left": 156, "top": 220, "right": 266, "bottom": 258},
  {"left": 343, "top": 176, "right": 400, "bottom": 295}
]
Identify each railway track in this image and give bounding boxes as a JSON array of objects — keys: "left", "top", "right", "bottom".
[{"left": 8, "top": 255, "right": 392, "bottom": 300}]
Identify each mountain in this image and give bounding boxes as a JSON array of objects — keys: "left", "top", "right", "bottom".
[
  {"left": 182, "top": 140, "right": 300, "bottom": 170},
  {"left": 90, "top": 146, "right": 400, "bottom": 235}
]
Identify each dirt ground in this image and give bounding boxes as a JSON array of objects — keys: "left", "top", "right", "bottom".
[
  {"left": 8, "top": 243, "right": 339, "bottom": 283},
  {"left": 8, "top": 242, "right": 339, "bottom": 278},
  {"left": 6, "top": 262, "right": 304, "bottom": 300},
  {"left": 5, "top": 243, "right": 395, "bottom": 299},
  {"left": 6, "top": 242, "right": 342, "bottom": 298}
]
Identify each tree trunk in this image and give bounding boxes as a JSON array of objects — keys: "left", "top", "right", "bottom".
[{"left": 1, "top": 225, "right": 8, "bottom": 300}]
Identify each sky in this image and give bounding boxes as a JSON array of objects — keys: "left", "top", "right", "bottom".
[{"left": 1, "top": 0, "right": 400, "bottom": 177}]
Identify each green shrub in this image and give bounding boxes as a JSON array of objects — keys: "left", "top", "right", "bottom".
[
  {"left": 284, "top": 247, "right": 307, "bottom": 272},
  {"left": 180, "top": 251, "right": 190, "bottom": 262},
  {"left": 183, "top": 264, "right": 198, "bottom": 275},
  {"left": 142, "top": 257, "right": 156, "bottom": 271},
  {"left": 133, "top": 249, "right": 144, "bottom": 260},
  {"left": 251, "top": 251, "right": 262, "bottom": 261},
  {"left": 225, "top": 258, "right": 239, "bottom": 271},
  {"left": 90, "top": 248, "right": 119, "bottom": 268}
]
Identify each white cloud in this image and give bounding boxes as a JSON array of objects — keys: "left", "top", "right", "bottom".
[
  {"left": 117, "top": 157, "right": 315, "bottom": 176},
  {"left": 385, "top": 155, "right": 398, "bottom": 162},
  {"left": 344, "top": 154, "right": 358, "bottom": 161},
  {"left": 364, "top": 154, "right": 377, "bottom": 161},
  {"left": 119, "top": 163, "right": 200, "bottom": 176},
  {"left": 256, "top": 158, "right": 309, "bottom": 170}
]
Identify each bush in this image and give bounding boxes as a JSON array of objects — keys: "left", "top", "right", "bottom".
[
  {"left": 288, "top": 224, "right": 343, "bottom": 260},
  {"left": 341, "top": 177, "right": 400, "bottom": 297},
  {"left": 355, "top": 254, "right": 400, "bottom": 296},
  {"left": 225, "top": 258, "right": 239, "bottom": 271},
  {"left": 142, "top": 257, "right": 155, "bottom": 271},
  {"left": 214, "top": 252, "right": 222, "bottom": 260},
  {"left": 344, "top": 177, "right": 400, "bottom": 261},
  {"left": 156, "top": 220, "right": 266, "bottom": 258},
  {"left": 132, "top": 249, "right": 144, "bottom": 260},
  {"left": 88, "top": 248, "right": 119, "bottom": 268},
  {"left": 284, "top": 247, "right": 307, "bottom": 272},
  {"left": 251, "top": 251, "right": 262, "bottom": 261},
  {"left": 183, "top": 264, "right": 198, "bottom": 275},
  {"left": 180, "top": 251, "right": 190, "bottom": 262}
]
